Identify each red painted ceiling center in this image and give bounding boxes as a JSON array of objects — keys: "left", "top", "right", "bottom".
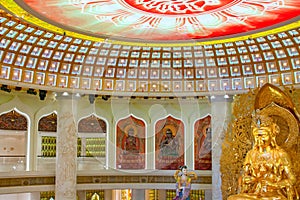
[
  {"left": 122, "top": 0, "right": 233, "bottom": 15},
  {"left": 20, "top": 0, "right": 300, "bottom": 41}
]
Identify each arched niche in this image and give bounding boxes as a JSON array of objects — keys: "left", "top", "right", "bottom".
[
  {"left": 155, "top": 115, "right": 184, "bottom": 170},
  {"left": 38, "top": 112, "right": 57, "bottom": 132},
  {"left": 0, "top": 109, "right": 27, "bottom": 130},
  {"left": 37, "top": 112, "right": 57, "bottom": 158},
  {"left": 78, "top": 114, "right": 107, "bottom": 133},
  {"left": 194, "top": 115, "right": 211, "bottom": 170},
  {"left": 90, "top": 193, "right": 99, "bottom": 200},
  {"left": 86, "top": 190, "right": 104, "bottom": 200},
  {"left": 77, "top": 114, "right": 108, "bottom": 161},
  {"left": 0, "top": 109, "right": 28, "bottom": 171},
  {"left": 116, "top": 115, "right": 146, "bottom": 169}
]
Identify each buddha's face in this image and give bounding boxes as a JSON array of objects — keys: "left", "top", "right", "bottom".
[
  {"left": 253, "top": 126, "right": 272, "bottom": 148},
  {"left": 166, "top": 129, "right": 173, "bottom": 138},
  {"left": 166, "top": 133, "right": 173, "bottom": 138},
  {"left": 128, "top": 129, "right": 134, "bottom": 137}
]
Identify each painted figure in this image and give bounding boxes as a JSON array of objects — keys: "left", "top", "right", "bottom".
[
  {"left": 198, "top": 127, "right": 211, "bottom": 159},
  {"left": 121, "top": 127, "right": 140, "bottom": 154},
  {"left": 160, "top": 128, "right": 179, "bottom": 156},
  {"left": 173, "top": 165, "right": 197, "bottom": 200}
]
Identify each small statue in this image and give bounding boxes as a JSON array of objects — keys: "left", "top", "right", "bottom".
[
  {"left": 228, "top": 111, "right": 299, "bottom": 200},
  {"left": 173, "top": 165, "right": 197, "bottom": 200}
]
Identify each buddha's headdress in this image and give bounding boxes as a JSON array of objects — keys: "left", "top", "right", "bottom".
[
  {"left": 251, "top": 109, "right": 279, "bottom": 138},
  {"left": 252, "top": 109, "right": 273, "bottom": 128}
]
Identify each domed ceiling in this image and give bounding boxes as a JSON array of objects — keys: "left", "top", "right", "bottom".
[
  {"left": 0, "top": 0, "right": 299, "bottom": 98},
  {"left": 19, "top": 0, "right": 300, "bottom": 41}
]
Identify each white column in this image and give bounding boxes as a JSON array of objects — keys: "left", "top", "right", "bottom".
[
  {"left": 30, "top": 192, "right": 40, "bottom": 200},
  {"left": 55, "top": 95, "right": 78, "bottom": 200},
  {"left": 131, "top": 189, "right": 145, "bottom": 200},
  {"left": 104, "top": 189, "right": 112, "bottom": 200},
  {"left": 158, "top": 190, "right": 166, "bottom": 199},
  {"left": 184, "top": 113, "right": 193, "bottom": 169},
  {"left": 146, "top": 124, "right": 155, "bottom": 169},
  {"left": 77, "top": 191, "right": 86, "bottom": 200},
  {"left": 29, "top": 117, "right": 37, "bottom": 171},
  {"left": 112, "top": 190, "right": 121, "bottom": 200},
  {"left": 205, "top": 189, "right": 212, "bottom": 200},
  {"left": 107, "top": 121, "right": 115, "bottom": 169},
  {"left": 210, "top": 95, "right": 232, "bottom": 200}
]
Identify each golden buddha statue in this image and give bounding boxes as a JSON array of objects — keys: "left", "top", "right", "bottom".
[{"left": 228, "top": 110, "right": 299, "bottom": 200}]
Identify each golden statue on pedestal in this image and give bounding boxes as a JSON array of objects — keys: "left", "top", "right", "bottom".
[
  {"left": 228, "top": 110, "right": 298, "bottom": 200},
  {"left": 222, "top": 84, "right": 300, "bottom": 200}
]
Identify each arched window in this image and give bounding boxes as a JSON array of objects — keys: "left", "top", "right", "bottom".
[
  {"left": 0, "top": 109, "right": 27, "bottom": 171},
  {"left": 38, "top": 112, "right": 57, "bottom": 157},
  {"left": 78, "top": 114, "right": 107, "bottom": 168}
]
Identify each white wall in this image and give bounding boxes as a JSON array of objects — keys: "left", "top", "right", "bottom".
[{"left": 0, "top": 193, "right": 39, "bottom": 200}]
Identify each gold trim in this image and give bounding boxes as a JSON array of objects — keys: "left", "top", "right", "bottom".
[{"left": 255, "top": 83, "right": 296, "bottom": 112}]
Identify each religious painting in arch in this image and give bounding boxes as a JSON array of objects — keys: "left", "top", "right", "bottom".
[
  {"left": 116, "top": 115, "right": 145, "bottom": 169},
  {"left": 155, "top": 115, "right": 184, "bottom": 170},
  {"left": 0, "top": 109, "right": 27, "bottom": 171},
  {"left": 194, "top": 115, "right": 212, "bottom": 170}
]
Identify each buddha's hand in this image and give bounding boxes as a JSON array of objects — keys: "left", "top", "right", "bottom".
[
  {"left": 261, "top": 179, "right": 279, "bottom": 188},
  {"left": 243, "top": 176, "right": 255, "bottom": 184}
]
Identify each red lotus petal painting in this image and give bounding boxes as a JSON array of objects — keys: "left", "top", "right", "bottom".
[{"left": 20, "top": 0, "right": 300, "bottom": 41}]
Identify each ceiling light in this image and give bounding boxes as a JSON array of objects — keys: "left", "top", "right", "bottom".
[
  {"left": 89, "top": 94, "right": 96, "bottom": 104},
  {"left": 27, "top": 88, "right": 37, "bottom": 95},
  {"left": 0, "top": 85, "right": 11, "bottom": 93},
  {"left": 39, "top": 90, "right": 47, "bottom": 101},
  {"left": 62, "top": 92, "right": 69, "bottom": 96}
]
